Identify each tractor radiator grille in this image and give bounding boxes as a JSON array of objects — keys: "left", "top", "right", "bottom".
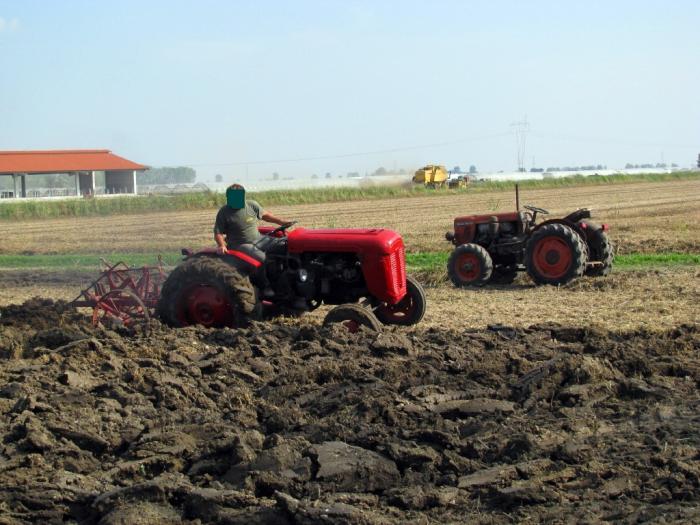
[{"left": 389, "top": 246, "right": 407, "bottom": 296}]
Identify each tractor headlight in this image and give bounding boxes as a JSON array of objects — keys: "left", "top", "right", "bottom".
[
  {"left": 445, "top": 232, "right": 455, "bottom": 242},
  {"left": 298, "top": 269, "right": 309, "bottom": 283}
]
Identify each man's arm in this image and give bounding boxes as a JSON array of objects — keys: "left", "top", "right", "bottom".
[
  {"left": 213, "top": 208, "right": 228, "bottom": 254},
  {"left": 214, "top": 233, "right": 227, "bottom": 254},
  {"left": 261, "top": 211, "right": 291, "bottom": 226}
]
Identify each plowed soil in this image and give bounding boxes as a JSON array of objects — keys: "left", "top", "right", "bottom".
[{"left": 1, "top": 300, "right": 698, "bottom": 524}]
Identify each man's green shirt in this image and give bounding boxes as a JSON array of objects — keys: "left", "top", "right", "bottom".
[{"left": 214, "top": 200, "right": 264, "bottom": 247}]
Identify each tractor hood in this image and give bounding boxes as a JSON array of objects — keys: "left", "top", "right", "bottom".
[
  {"left": 286, "top": 227, "right": 404, "bottom": 255},
  {"left": 454, "top": 212, "right": 521, "bottom": 226}
]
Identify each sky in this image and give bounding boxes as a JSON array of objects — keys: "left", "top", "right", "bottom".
[{"left": 0, "top": 0, "right": 698, "bottom": 182}]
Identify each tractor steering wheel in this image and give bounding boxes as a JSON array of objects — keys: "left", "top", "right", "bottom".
[
  {"left": 270, "top": 221, "right": 297, "bottom": 235},
  {"left": 524, "top": 205, "right": 549, "bottom": 215}
]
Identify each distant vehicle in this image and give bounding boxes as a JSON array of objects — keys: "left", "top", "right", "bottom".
[{"left": 413, "top": 165, "right": 449, "bottom": 188}]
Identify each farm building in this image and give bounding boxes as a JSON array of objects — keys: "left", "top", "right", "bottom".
[{"left": 0, "top": 149, "right": 147, "bottom": 199}]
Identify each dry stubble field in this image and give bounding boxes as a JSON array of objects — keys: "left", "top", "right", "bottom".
[
  {"left": 1, "top": 180, "right": 700, "bottom": 523},
  {"left": 0, "top": 178, "right": 699, "bottom": 331}
]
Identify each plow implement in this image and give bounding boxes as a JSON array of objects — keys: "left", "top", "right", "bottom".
[{"left": 70, "top": 258, "right": 166, "bottom": 327}]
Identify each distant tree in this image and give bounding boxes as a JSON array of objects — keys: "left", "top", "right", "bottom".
[
  {"left": 373, "top": 167, "right": 387, "bottom": 176},
  {"left": 272, "top": 172, "right": 280, "bottom": 180},
  {"left": 672, "top": 163, "right": 679, "bottom": 168},
  {"left": 311, "top": 174, "right": 319, "bottom": 179},
  {"left": 215, "top": 174, "right": 223, "bottom": 183},
  {"left": 469, "top": 165, "right": 477, "bottom": 174},
  {"left": 347, "top": 172, "right": 359, "bottom": 178},
  {"left": 325, "top": 173, "right": 331, "bottom": 179},
  {"left": 452, "top": 166, "right": 462, "bottom": 174}
]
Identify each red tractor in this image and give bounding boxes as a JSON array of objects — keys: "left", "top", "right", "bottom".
[
  {"left": 445, "top": 189, "right": 613, "bottom": 287},
  {"left": 157, "top": 223, "right": 426, "bottom": 330}
]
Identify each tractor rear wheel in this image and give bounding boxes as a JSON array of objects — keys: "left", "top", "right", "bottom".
[
  {"left": 525, "top": 223, "right": 586, "bottom": 285},
  {"left": 374, "top": 275, "right": 426, "bottom": 326},
  {"left": 157, "top": 257, "right": 259, "bottom": 328},
  {"left": 323, "top": 304, "right": 382, "bottom": 333},
  {"left": 447, "top": 243, "right": 493, "bottom": 287},
  {"left": 581, "top": 222, "right": 614, "bottom": 277}
]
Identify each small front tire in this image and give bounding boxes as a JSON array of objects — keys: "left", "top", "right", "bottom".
[
  {"left": 374, "top": 275, "right": 426, "bottom": 326},
  {"left": 323, "top": 304, "right": 382, "bottom": 333},
  {"left": 447, "top": 244, "right": 493, "bottom": 287}
]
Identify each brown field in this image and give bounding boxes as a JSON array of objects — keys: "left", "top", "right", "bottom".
[
  {"left": 1, "top": 266, "right": 698, "bottom": 332},
  {"left": 0, "top": 178, "right": 698, "bottom": 256},
  {"left": 1, "top": 180, "right": 699, "bottom": 523},
  {"left": 0, "top": 178, "right": 698, "bottom": 331}
]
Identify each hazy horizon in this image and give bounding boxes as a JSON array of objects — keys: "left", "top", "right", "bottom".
[{"left": 1, "top": 1, "right": 698, "bottom": 182}]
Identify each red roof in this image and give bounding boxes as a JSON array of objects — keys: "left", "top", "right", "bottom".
[{"left": 0, "top": 150, "right": 147, "bottom": 174}]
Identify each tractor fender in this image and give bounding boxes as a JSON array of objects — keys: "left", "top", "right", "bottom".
[
  {"left": 533, "top": 218, "right": 587, "bottom": 241},
  {"left": 181, "top": 248, "right": 260, "bottom": 276},
  {"left": 577, "top": 219, "right": 606, "bottom": 232},
  {"left": 562, "top": 208, "right": 591, "bottom": 223}
]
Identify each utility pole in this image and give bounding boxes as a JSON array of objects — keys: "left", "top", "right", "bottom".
[{"left": 510, "top": 116, "right": 530, "bottom": 172}]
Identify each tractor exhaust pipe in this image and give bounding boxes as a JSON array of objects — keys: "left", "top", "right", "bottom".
[{"left": 515, "top": 183, "right": 520, "bottom": 212}]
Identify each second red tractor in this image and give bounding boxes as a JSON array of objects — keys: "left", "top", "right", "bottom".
[{"left": 445, "top": 189, "right": 613, "bottom": 287}]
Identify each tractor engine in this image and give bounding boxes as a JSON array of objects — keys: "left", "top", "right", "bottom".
[{"left": 292, "top": 253, "right": 366, "bottom": 305}]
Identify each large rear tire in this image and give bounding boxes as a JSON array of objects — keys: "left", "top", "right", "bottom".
[
  {"left": 447, "top": 243, "right": 493, "bottom": 287},
  {"left": 581, "top": 222, "right": 614, "bottom": 277},
  {"left": 525, "top": 223, "right": 586, "bottom": 286},
  {"left": 373, "top": 275, "right": 426, "bottom": 326},
  {"left": 157, "top": 257, "right": 258, "bottom": 328}
]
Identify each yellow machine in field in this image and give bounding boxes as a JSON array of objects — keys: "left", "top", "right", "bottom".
[
  {"left": 413, "top": 165, "right": 469, "bottom": 189},
  {"left": 412, "top": 165, "right": 448, "bottom": 188}
]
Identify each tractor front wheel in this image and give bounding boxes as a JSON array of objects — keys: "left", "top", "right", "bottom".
[
  {"left": 374, "top": 275, "right": 426, "bottom": 326},
  {"left": 157, "top": 257, "right": 259, "bottom": 328},
  {"left": 323, "top": 304, "right": 382, "bottom": 333},
  {"left": 525, "top": 223, "right": 586, "bottom": 285},
  {"left": 447, "top": 243, "right": 493, "bottom": 287}
]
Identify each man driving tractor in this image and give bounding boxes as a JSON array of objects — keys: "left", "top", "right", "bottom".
[{"left": 214, "top": 183, "right": 293, "bottom": 297}]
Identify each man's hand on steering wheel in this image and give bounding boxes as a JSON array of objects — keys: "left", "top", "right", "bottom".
[
  {"left": 270, "top": 221, "right": 297, "bottom": 235},
  {"left": 524, "top": 205, "right": 549, "bottom": 215}
]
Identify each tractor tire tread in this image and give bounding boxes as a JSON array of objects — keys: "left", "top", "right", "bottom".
[
  {"left": 447, "top": 243, "right": 493, "bottom": 287},
  {"left": 525, "top": 223, "right": 586, "bottom": 286},
  {"left": 373, "top": 275, "right": 427, "bottom": 326},
  {"left": 323, "top": 304, "right": 383, "bottom": 332},
  {"left": 157, "top": 257, "right": 258, "bottom": 327},
  {"left": 581, "top": 221, "right": 614, "bottom": 277}
]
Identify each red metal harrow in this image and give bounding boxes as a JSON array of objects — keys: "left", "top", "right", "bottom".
[{"left": 70, "top": 258, "right": 166, "bottom": 327}]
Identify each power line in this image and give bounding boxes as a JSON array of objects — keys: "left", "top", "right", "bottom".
[
  {"left": 530, "top": 131, "right": 696, "bottom": 150},
  {"left": 179, "top": 131, "right": 513, "bottom": 168}
]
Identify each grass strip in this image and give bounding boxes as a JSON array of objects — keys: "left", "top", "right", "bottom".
[
  {"left": 0, "top": 251, "right": 697, "bottom": 271},
  {"left": 405, "top": 252, "right": 700, "bottom": 271},
  {"left": 1, "top": 171, "right": 698, "bottom": 221}
]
